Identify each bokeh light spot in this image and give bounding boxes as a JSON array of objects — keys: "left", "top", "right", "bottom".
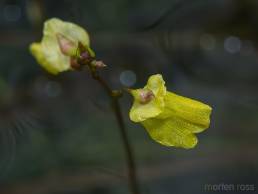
[
  {"left": 119, "top": 70, "right": 137, "bottom": 87},
  {"left": 224, "top": 36, "right": 241, "bottom": 54}
]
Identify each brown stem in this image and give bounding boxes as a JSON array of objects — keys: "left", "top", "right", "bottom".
[
  {"left": 89, "top": 69, "right": 140, "bottom": 194},
  {"left": 112, "top": 98, "right": 140, "bottom": 194}
]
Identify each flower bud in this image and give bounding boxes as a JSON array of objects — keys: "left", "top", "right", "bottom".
[{"left": 91, "top": 60, "right": 107, "bottom": 68}]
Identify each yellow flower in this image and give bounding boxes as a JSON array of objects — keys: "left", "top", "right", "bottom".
[
  {"left": 129, "top": 74, "right": 212, "bottom": 149},
  {"left": 30, "top": 18, "right": 90, "bottom": 74}
]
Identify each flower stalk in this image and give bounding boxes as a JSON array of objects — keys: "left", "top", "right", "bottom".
[{"left": 86, "top": 63, "right": 140, "bottom": 194}]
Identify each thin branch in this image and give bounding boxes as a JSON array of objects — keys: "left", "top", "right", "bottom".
[{"left": 88, "top": 67, "right": 141, "bottom": 194}]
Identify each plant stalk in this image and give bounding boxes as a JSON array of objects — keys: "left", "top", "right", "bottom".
[{"left": 89, "top": 69, "right": 140, "bottom": 194}]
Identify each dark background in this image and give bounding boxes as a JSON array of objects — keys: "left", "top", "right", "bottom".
[{"left": 0, "top": 0, "right": 258, "bottom": 193}]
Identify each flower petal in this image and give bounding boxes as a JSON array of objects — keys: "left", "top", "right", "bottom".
[
  {"left": 30, "top": 43, "right": 60, "bottom": 74},
  {"left": 142, "top": 118, "right": 198, "bottom": 149},
  {"left": 158, "top": 92, "right": 212, "bottom": 133},
  {"left": 129, "top": 89, "right": 164, "bottom": 122},
  {"left": 43, "top": 18, "right": 89, "bottom": 49},
  {"left": 145, "top": 74, "right": 166, "bottom": 97},
  {"left": 129, "top": 74, "right": 167, "bottom": 122}
]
